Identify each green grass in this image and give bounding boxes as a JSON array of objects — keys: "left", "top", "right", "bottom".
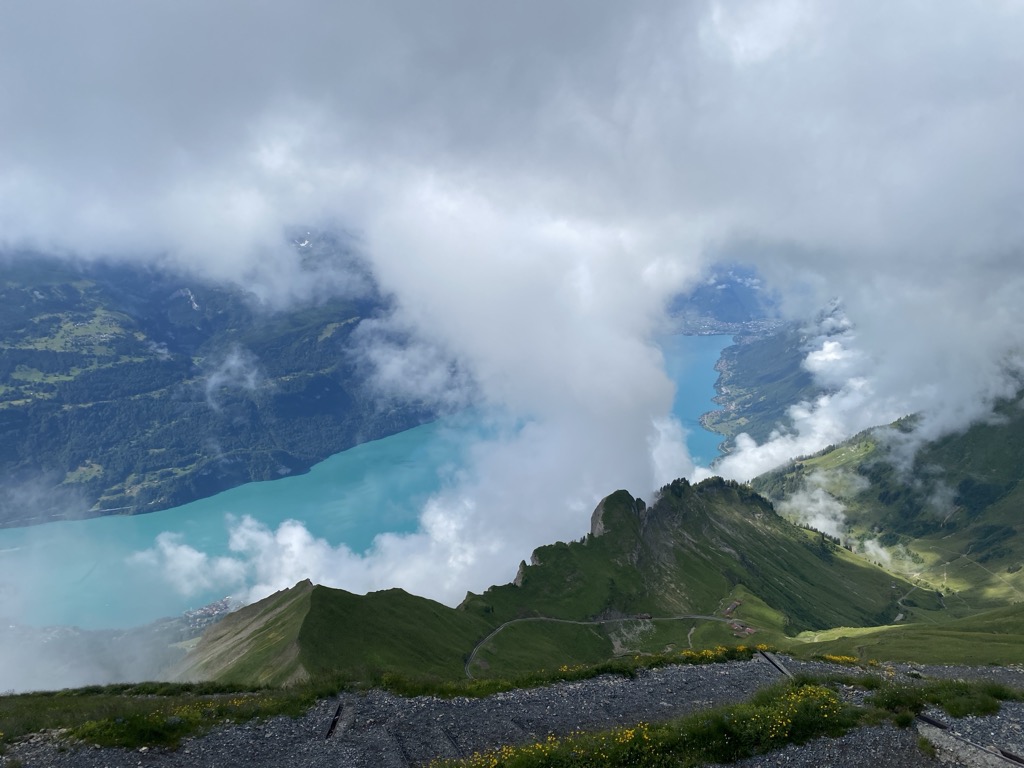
[
  {"left": 753, "top": 391, "right": 1024, "bottom": 616},
  {"left": 179, "top": 581, "right": 315, "bottom": 686},
  {"left": 465, "top": 480, "right": 922, "bottom": 638},
  {"left": 639, "top": 619, "right": 726, "bottom": 653},
  {"left": 464, "top": 491, "right": 653, "bottom": 622},
  {"left": 429, "top": 681, "right": 856, "bottom": 767},
  {"left": 0, "top": 681, "right": 310, "bottom": 749},
  {"left": 181, "top": 581, "right": 497, "bottom": 687},
  {"left": 192, "top": 481, "right": 939, "bottom": 689},
  {"left": 469, "top": 614, "right": 783, "bottom": 680},
  {"left": 428, "top": 676, "right": 1024, "bottom": 768},
  {"left": 729, "top": 585, "right": 789, "bottom": 635},
  {"left": 298, "top": 586, "right": 495, "bottom": 682},
  {"left": 0, "top": 647, "right": 767, "bottom": 750},
  {"left": 470, "top": 620, "right": 614, "bottom": 678},
  {"left": 786, "top": 604, "right": 1024, "bottom": 665},
  {"left": 866, "top": 677, "right": 1022, "bottom": 719}
]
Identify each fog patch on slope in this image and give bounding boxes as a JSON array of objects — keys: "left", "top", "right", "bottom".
[
  {"left": 201, "top": 346, "right": 265, "bottom": 410},
  {"left": 776, "top": 475, "right": 849, "bottom": 540}
]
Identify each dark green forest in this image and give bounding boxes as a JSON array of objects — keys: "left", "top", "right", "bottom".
[{"left": 0, "top": 248, "right": 429, "bottom": 526}]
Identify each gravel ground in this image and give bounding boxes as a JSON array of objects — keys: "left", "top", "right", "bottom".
[
  {"left": 914, "top": 700, "right": 1024, "bottom": 766},
  {"left": 706, "top": 723, "right": 940, "bottom": 768},
  {"left": 7, "top": 656, "right": 1024, "bottom": 768}
]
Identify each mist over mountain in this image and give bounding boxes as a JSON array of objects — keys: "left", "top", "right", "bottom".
[
  {"left": 753, "top": 390, "right": 1024, "bottom": 611},
  {"left": 1, "top": 1, "right": 1023, "bottom": 651}
]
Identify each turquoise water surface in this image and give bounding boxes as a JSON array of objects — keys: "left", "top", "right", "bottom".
[
  {"left": 661, "top": 334, "right": 731, "bottom": 466},
  {"left": 0, "top": 420, "right": 475, "bottom": 629},
  {"left": 0, "top": 335, "right": 730, "bottom": 629}
]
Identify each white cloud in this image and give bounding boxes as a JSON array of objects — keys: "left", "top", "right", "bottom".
[
  {"left": 650, "top": 417, "right": 696, "bottom": 488},
  {"left": 202, "top": 346, "right": 264, "bottom": 409},
  {"left": 1, "top": 1, "right": 1022, "bottom": 615},
  {"left": 702, "top": 0, "right": 818, "bottom": 66},
  {"left": 131, "top": 532, "right": 246, "bottom": 596},
  {"left": 775, "top": 471, "right": 850, "bottom": 539},
  {"left": 860, "top": 539, "right": 893, "bottom": 568}
]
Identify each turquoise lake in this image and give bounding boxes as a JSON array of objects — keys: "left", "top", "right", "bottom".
[
  {"left": 0, "top": 334, "right": 731, "bottom": 629},
  {"left": 661, "top": 334, "right": 730, "bottom": 466}
]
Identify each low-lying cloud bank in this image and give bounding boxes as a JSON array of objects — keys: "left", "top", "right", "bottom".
[{"left": 3, "top": 2, "right": 1024, "bottom": 616}]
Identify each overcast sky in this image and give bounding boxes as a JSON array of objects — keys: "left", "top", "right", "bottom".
[{"left": 3, "top": 1, "right": 1024, "bottom": 610}]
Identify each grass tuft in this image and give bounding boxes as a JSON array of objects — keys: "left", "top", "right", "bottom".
[
  {"left": 428, "top": 681, "right": 856, "bottom": 768},
  {"left": 429, "top": 675, "right": 1024, "bottom": 767},
  {"left": 4, "top": 659, "right": 1022, "bottom": 761},
  {"left": 868, "top": 678, "right": 1022, "bottom": 720},
  {"left": 0, "top": 681, "right": 323, "bottom": 750}
]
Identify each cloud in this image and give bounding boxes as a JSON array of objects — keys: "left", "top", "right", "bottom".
[
  {"left": 860, "top": 539, "right": 893, "bottom": 569},
  {"left": 709, "top": 308, "right": 912, "bottom": 481},
  {"left": 775, "top": 470, "right": 856, "bottom": 540},
  {"left": 131, "top": 532, "right": 246, "bottom": 596},
  {"left": 352, "top": 318, "right": 477, "bottom": 412},
  {"left": 202, "top": 346, "right": 264, "bottom": 409},
  {"left": 711, "top": 280, "right": 1024, "bottom": 481},
  {"left": 1, "top": 2, "right": 1023, "bottom": 616},
  {"left": 0, "top": 474, "right": 90, "bottom": 528}
]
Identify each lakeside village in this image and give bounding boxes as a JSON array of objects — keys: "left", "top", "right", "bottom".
[{"left": 183, "top": 596, "right": 237, "bottom": 632}]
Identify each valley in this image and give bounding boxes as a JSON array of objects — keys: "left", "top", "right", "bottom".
[
  {"left": 3, "top": 260, "right": 1023, "bottom": 766},
  {"left": 3, "top": 5, "right": 1023, "bottom": 764}
]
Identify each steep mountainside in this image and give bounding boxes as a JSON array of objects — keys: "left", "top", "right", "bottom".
[
  {"left": 0, "top": 246, "right": 428, "bottom": 525},
  {"left": 175, "top": 579, "right": 493, "bottom": 687},
  {"left": 174, "top": 580, "right": 316, "bottom": 686},
  {"left": 752, "top": 393, "right": 1024, "bottom": 612},
  {"left": 462, "top": 478, "right": 923, "bottom": 632},
  {"left": 179, "top": 479, "right": 931, "bottom": 686}
]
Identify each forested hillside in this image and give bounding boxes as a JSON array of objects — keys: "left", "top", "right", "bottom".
[{"left": 0, "top": 244, "right": 428, "bottom": 526}]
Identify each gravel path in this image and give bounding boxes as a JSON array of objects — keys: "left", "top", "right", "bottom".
[{"left": 8, "top": 657, "right": 1024, "bottom": 767}]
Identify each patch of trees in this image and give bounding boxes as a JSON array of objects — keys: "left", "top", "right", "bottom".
[
  {"left": 955, "top": 477, "right": 1014, "bottom": 519},
  {"left": 52, "top": 359, "right": 192, "bottom": 403},
  {"left": 970, "top": 524, "right": 1017, "bottom": 564}
]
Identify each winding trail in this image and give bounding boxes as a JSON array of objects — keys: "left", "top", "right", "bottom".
[
  {"left": 941, "top": 547, "right": 1024, "bottom": 599},
  {"left": 465, "top": 614, "right": 731, "bottom": 678}
]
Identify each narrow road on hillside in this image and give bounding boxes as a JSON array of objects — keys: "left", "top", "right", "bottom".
[
  {"left": 464, "top": 614, "right": 732, "bottom": 678},
  {"left": 926, "top": 543, "right": 1024, "bottom": 603}
]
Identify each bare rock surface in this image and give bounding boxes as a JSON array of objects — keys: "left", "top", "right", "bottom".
[{"left": 8, "top": 657, "right": 1024, "bottom": 767}]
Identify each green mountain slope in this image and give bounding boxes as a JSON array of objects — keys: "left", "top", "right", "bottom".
[
  {"left": 174, "top": 580, "right": 315, "bottom": 686},
  {"left": 791, "top": 603, "right": 1024, "bottom": 665},
  {"left": 462, "top": 478, "right": 924, "bottom": 633},
  {"left": 0, "top": 248, "right": 428, "bottom": 525},
  {"left": 175, "top": 580, "right": 493, "bottom": 686},
  {"left": 180, "top": 479, "right": 932, "bottom": 685},
  {"left": 752, "top": 393, "right": 1024, "bottom": 612}
]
